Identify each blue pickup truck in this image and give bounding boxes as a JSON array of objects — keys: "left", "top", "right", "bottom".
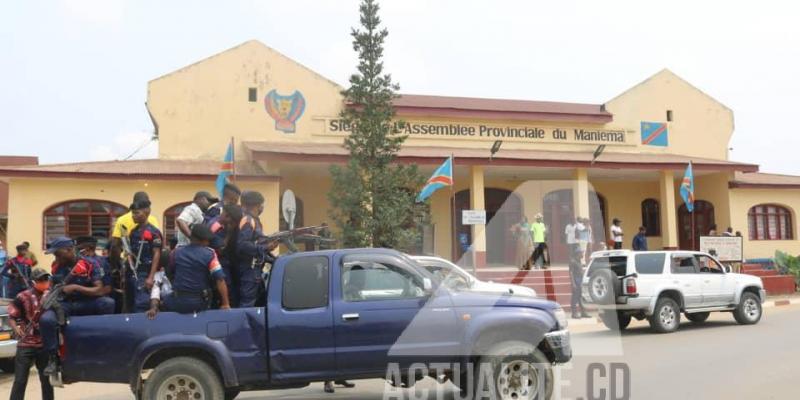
[{"left": 57, "top": 248, "right": 571, "bottom": 399}]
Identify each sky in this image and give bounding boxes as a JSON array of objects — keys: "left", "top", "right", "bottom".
[{"left": 1, "top": 0, "right": 799, "bottom": 174}]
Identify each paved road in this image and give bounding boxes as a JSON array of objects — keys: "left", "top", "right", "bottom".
[{"left": 2, "top": 304, "right": 798, "bottom": 399}]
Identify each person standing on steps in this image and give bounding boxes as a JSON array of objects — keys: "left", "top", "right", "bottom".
[
  {"left": 610, "top": 218, "right": 624, "bottom": 250},
  {"left": 529, "top": 213, "right": 547, "bottom": 269},
  {"left": 632, "top": 226, "right": 648, "bottom": 251}
]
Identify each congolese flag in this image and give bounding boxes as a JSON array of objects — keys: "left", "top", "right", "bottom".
[
  {"left": 416, "top": 156, "right": 453, "bottom": 203},
  {"left": 680, "top": 162, "right": 694, "bottom": 212},
  {"left": 216, "top": 142, "right": 234, "bottom": 197}
]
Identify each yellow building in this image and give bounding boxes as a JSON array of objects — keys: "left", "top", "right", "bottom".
[{"left": 3, "top": 40, "right": 800, "bottom": 267}]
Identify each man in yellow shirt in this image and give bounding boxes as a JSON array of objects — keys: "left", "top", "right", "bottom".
[
  {"left": 111, "top": 192, "right": 160, "bottom": 239},
  {"left": 110, "top": 192, "right": 160, "bottom": 304},
  {"left": 529, "top": 213, "right": 548, "bottom": 269}
]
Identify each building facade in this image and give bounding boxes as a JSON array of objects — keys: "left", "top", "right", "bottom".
[{"left": 2, "top": 40, "right": 800, "bottom": 266}]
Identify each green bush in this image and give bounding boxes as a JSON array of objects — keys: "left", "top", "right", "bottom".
[{"left": 774, "top": 250, "right": 800, "bottom": 288}]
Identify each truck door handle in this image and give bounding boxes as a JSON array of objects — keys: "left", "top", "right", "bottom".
[
  {"left": 704, "top": 280, "right": 711, "bottom": 283},
  {"left": 342, "top": 313, "right": 360, "bottom": 321}
]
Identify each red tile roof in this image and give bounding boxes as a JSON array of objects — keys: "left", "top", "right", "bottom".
[
  {"left": 0, "top": 159, "right": 278, "bottom": 181},
  {"left": 729, "top": 172, "right": 800, "bottom": 189},
  {"left": 390, "top": 94, "right": 613, "bottom": 124}
]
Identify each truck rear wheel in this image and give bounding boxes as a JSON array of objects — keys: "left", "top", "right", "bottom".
[
  {"left": 142, "top": 356, "right": 224, "bottom": 400},
  {"left": 463, "top": 341, "right": 553, "bottom": 399},
  {"left": 648, "top": 297, "right": 681, "bottom": 333}
]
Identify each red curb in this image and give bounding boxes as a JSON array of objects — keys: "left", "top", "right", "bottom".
[{"left": 774, "top": 299, "right": 791, "bottom": 306}]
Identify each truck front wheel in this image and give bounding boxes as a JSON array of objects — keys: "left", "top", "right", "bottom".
[
  {"left": 142, "top": 357, "right": 224, "bottom": 400},
  {"left": 734, "top": 292, "right": 762, "bottom": 325},
  {"left": 463, "top": 341, "right": 553, "bottom": 399}
]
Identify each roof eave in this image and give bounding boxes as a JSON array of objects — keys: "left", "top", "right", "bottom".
[{"left": 0, "top": 169, "right": 280, "bottom": 182}]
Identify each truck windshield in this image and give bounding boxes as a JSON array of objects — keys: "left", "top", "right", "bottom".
[{"left": 587, "top": 256, "right": 628, "bottom": 277}]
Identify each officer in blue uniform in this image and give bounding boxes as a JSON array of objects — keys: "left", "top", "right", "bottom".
[
  {"left": 164, "top": 224, "right": 231, "bottom": 313},
  {"left": 208, "top": 204, "right": 242, "bottom": 307},
  {"left": 127, "top": 200, "right": 163, "bottom": 312},
  {"left": 204, "top": 183, "right": 241, "bottom": 223},
  {"left": 76, "top": 235, "right": 117, "bottom": 311},
  {"left": 236, "top": 191, "right": 277, "bottom": 308},
  {"left": 40, "top": 237, "right": 115, "bottom": 376}
]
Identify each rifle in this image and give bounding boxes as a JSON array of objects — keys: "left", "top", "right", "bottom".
[
  {"left": 251, "top": 225, "right": 328, "bottom": 270},
  {"left": 119, "top": 227, "right": 144, "bottom": 313},
  {"left": 40, "top": 270, "right": 76, "bottom": 328},
  {"left": 4, "top": 259, "right": 32, "bottom": 289},
  {"left": 256, "top": 225, "right": 325, "bottom": 245}
]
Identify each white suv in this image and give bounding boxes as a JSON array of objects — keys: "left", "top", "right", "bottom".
[{"left": 581, "top": 250, "right": 766, "bottom": 333}]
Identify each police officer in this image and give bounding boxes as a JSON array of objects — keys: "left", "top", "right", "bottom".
[
  {"left": 205, "top": 183, "right": 242, "bottom": 222},
  {"left": 208, "top": 204, "right": 243, "bottom": 307},
  {"left": 1, "top": 244, "right": 33, "bottom": 299},
  {"left": 236, "top": 191, "right": 276, "bottom": 308},
  {"left": 76, "top": 235, "right": 117, "bottom": 311},
  {"left": 127, "top": 200, "right": 163, "bottom": 312},
  {"left": 164, "top": 224, "right": 231, "bottom": 313},
  {"left": 569, "top": 245, "right": 590, "bottom": 319},
  {"left": 40, "top": 237, "right": 115, "bottom": 376}
]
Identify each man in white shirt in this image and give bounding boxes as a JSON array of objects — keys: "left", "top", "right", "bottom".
[
  {"left": 176, "top": 191, "right": 217, "bottom": 246},
  {"left": 564, "top": 217, "right": 578, "bottom": 255},
  {"left": 610, "top": 218, "right": 624, "bottom": 249}
]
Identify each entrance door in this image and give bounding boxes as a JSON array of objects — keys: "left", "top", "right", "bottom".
[
  {"left": 678, "top": 200, "right": 715, "bottom": 250},
  {"left": 543, "top": 190, "right": 607, "bottom": 263},
  {"left": 454, "top": 189, "right": 522, "bottom": 266}
]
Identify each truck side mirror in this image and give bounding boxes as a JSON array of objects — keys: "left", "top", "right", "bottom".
[
  {"left": 423, "top": 278, "right": 433, "bottom": 292},
  {"left": 723, "top": 265, "right": 732, "bottom": 273}
]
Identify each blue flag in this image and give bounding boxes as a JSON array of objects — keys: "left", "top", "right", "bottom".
[
  {"left": 680, "top": 162, "right": 694, "bottom": 212},
  {"left": 416, "top": 156, "right": 453, "bottom": 203},
  {"left": 216, "top": 142, "right": 234, "bottom": 197}
]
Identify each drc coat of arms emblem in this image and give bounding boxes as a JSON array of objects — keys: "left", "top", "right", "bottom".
[{"left": 264, "top": 89, "right": 306, "bottom": 133}]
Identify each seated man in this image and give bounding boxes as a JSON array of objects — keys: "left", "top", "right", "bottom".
[
  {"left": 40, "top": 237, "right": 115, "bottom": 376},
  {"left": 163, "top": 225, "right": 231, "bottom": 313},
  {"left": 75, "top": 236, "right": 116, "bottom": 310}
]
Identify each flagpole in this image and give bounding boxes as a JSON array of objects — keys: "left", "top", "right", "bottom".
[
  {"left": 230, "top": 136, "right": 236, "bottom": 179},
  {"left": 450, "top": 154, "right": 457, "bottom": 263},
  {"left": 691, "top": 208, "right": 696, "bottom": 250}
]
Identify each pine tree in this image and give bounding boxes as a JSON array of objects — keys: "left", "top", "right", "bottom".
[{"left": 328, "top": 0, "right": 428, "bottom": 250}]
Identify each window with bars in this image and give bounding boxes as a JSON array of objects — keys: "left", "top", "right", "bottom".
[
  {"left": 748, "top": 204, "right": 793, "bottom": 240},
  {"left": 43, "top": 200, "right": 127, "bottom": 247},
  {"left": 641, "top": 198, "right": 661, "bottom": 236},
  {"left": 163, "top": 202, "right": 192, "bottom": 244}
]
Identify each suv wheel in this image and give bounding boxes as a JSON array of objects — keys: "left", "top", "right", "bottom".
[
  {"left": 588, "top": 269, "right": 619, "bottom": 305},
  {"left": 685, "top": 312, "right": 710, "bottom": 324},
  {"left": 600, "top": 311, "right": 632, "bottom": 331},
  {"left": 734, "top": 292, "right": 762, "bottom": 325},
  {"left": 649, "top": 297, "right": 680, "bottom": 333}
]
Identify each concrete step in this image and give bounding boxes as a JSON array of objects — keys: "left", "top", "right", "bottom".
[
  {"left": 742, "top": 264, "right": 767, "bottom": 272},
  {"left": 483, "top": 276, "right": 572, "bottom": 285},
  {"left": 762, "top": 276, "right": 797, "bottom": 295},
  {"left": 476, "top": 270, "right": 572, "bottom": 281}
]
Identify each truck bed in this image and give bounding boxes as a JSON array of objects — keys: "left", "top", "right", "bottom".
[{"left": 62, "top": 308, "right": 268, "bottom": 387}]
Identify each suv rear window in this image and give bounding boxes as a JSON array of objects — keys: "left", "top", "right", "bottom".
[
  {"left": 635, "top": 253, "right": 666, "bottom": 274},
  {"left": 587, "top": 256, "right": 627, "bottom": 277}
]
